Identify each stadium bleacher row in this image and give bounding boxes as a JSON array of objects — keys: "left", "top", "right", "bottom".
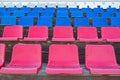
[
  {"left": 0, "top": 26, "right": 120, "bottom": 42},
  {"left": 0, "top": 44, "right": 119, "bottom": 75},
  {"left": 1, "top": 7, "right": 120, "bottom": 27}
]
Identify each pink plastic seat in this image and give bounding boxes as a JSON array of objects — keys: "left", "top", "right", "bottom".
[
  {"left": 86, "top": 45, "right": 120, "bottom": 75},
  {"left": 46, "top": 44, "right": 83, "bottom": 75},
  {"left": 52, "top": 27, "right": 75, "bottom": 42},
  {"left": 0, "top": 44, "right": 6, "bottom": 68},
  {"left": 24, "top": 26, "right": 48, "bottom": 41},
  {"left": 0, "top": 44, "right": 42, "bottom": 74},
  {"left": 101, "top": 27, "right": 120, "bottom": 42},
  {"left": 77, "top": 27, "right": 102, "bottom": 42},
  {"left": 0, "top": 26, "right": 23, "bottom": 41}
]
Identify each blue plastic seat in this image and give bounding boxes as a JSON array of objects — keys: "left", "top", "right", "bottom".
[
  {"left": 27, "top": 11, "right": 39, "bottom": 18},
  {"left": 37, "top": 17, "right": 52, "bottom": 28},
  {"left": 0, "top": 11, "right": 6, "bottom": 17},
  {"left": 71, "top": 12, "right": 83, "bottom": 18},
  {"left": 70, "top": 10, "right": 80, "bottom": 14},
  {"left": 57, "top": 7, "right": 67, "bottom": 11},
  {"left": 7, "top": 7, "right": 17, "bottom": 13},
  {"left": 45, "top": 7, "right": 55, "bottom": 12},
  {"left": 81, "top": 8, "right": 92, "bottom": 13},
  {"left": 4, "top": 12, "right": 11, "bottom": 16},
  {"left": 33, "top": 7, "right": 43, "bottom": 13},
  {"left": 57, "top": 10, "right": 68, "bottom": 14},
  {"left": 44, "top": 7, "right": 55, "bottom": 14},
  {"left": 56, "top": 12, "right": 69, "bottom": 17},
  {"left": 74, "top": 18, "right": 89, "bottom": 27},
  {"left": 0, "top": 7, "right": 6, "bottom": 16},
  {"left": 111, "top": 18, "right": 120, "bottom": 27},
  {"left": 69, "top": 8, "right": 79, "bottom": 13},
  {"left": 0, "top": 7, "right": 6, "bottom": 12},
  {"left": 13, "top": 10, "right": 25, "bottom": 17},
  {"left": 1, "top": 16, "right": 16, "bottom": 25},
  {"left": 56, "top": 17, "right": 71, "bottom": 26},
  {"left": 19, "top": 17, "right": 34, "bottom": 27},
  {"left": 116, "top": 12, "right": 120, "bottom": 17},
  {"left": 107, "top": 8, "right": 117, "bottom": 13},
  {"left": 101, "top": 12, "right": 114, "bottom": 18},
  {"left": 93, "top": 8, "right": 104, "bottom": 13},
  {"left": 86, "top": 12, "right": 99, "bottom": 18},
  {"left": 21, "top": 7, "right": 30, "bottom": 13},
  {"left": 0, "top": 12, "right": 3, "bottom": 17},
  {"left": 92, "top": 18, "right": 108, "bottom": 27},
  {"left": 41, "top": 12, "right": 54, "bottom": 18}
]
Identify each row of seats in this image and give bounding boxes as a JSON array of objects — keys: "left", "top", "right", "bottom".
[
  {"left": 74, "top": 17, "right": 120, "bottom": 27},
  {"left": 0, "top": 16, "right": 52, "bottom": 27},
  {"left": 1, "top": 17, "right": 120, "bottom": 27},
  {"left": 1, "top": 7, "right": 120, "bottom": 19},
  {"left": 69, "top": 7, "right": 118, "bottom": 13},
  {"left": 0, "top": 7, "right": 119, "bottom": 13},
  {"left": 1, "top": 26, "right": 120, "bottom": 42},
  {"left": 1, "top": 9, "right": 120, "bottom": 18},
  {"left": 0, "top": 44, "right": 119, "bottom": 75},
  {"left": 71, "top": 12, "right": 117, "bottom": 18}
]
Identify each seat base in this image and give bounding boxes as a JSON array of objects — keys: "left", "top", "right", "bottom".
[
  {"left": 0, "top": 67, "right": 39, "bottom": 74},
  {"left": 78, "top": 38, "right": 103, "bottom": 42},
  {"left": 52, "top": 38, "right": 75, "bottom": 42},
  {"left": 90, "top": 67, "right": 120, "bottom": 75},
  {"left": 0, "top": 37, "right": 19, "bottom": 41},
  {"left": 106, "top": 39, "right": 120, "bottom": 42},
  {"left": 24, "top": 37, "right": 48, "bottom": 41},
  {"left": 46, "top": 67, "right": 83, "bottom": 75}
]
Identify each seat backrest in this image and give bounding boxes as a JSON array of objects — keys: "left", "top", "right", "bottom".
[
  {"left": 48, "top": 44, "right": 79, "bottom": 66},
  {"left": 71, "top": 11, "right": 83, "bottom": 17},
  {"left": 8, "top": 7, "right": 17, "bottom": 12},
  {"left": 37, "top": 17, "right": 52, "bottom": 27},
  {"left": 101, "top": 12, "right": 114, "bottom": 18},
  {"left": 0, "top": 12, "right": 4, "bottom": 16},
  {"left": 27, "top": 11, "right": 39, "bottom": 17},
  {"left": 21, "top": 7, "right": 30, "bottom": 12},
  {"left": 41, "top": 12, "right": 54, "bottom": 17},
  {"left": 0, "top": 44, "right": 6, "bottom": 67},
  {"left": 93, "top": 8, "right": 104, "bottom": 13},
  {"left": 92, "top": 18, "right": 108, "bottom": 27},
  {"left": 10, "top": 44, "right": 41, "bottom": 66},
  {"left": 69, "top": 8, "right": 79, "bottom": 12},
  {"left": 28, "top": 26, "right": 48, "bottom": 38},
  {"left": 77, "top": 27, "right": 98, "bottom": 38},
  {"left": 81, "top": 8, "right": 92, "bottom": 13},
  {"left": 86, "top": 45, "right": 117, "bottom": 69},
  {"left": 111, "top": 18, "right": 120, "bottom": 26},
  {"left": 86, "top": 12, "right": 99, "bottom": 18},
  {"left": 116, "top": 12, "right": 120, "bottom": 17},
  {"left": 1, "top": 16, "right": 16, "bottom": 25},
  {"left": 3, "top": 26, "right": 23, "bottom": 39},
  {"left": 74, "top": 18, "right": 89, "bottom": 27},
  {"left": 19, "top": 17, "right": 34, "bottom": 26},
  {"left": 0, "top": 7, "right": 6, "bottom": 12},
  {"left": 45, "top": 7, "right": 55, "bottom": 11},
  {"left": 33, "top": 7, "right": 43, "bottom": 13},
  {"left": 53, "top": 27, "right": 73, "bottom": 38},
  {"left": 57, "top": 8, "right": 67, "bottom": 11},
  {"left": 56, "top": 11, "right": 69, "bottom": 17},
  {"left": 56, "top": 17, "right": 71, "bottom": 26},
  {"left": 101, "top": 27, "right": 120, "bottom": 39},
  {"left": 13, "top": 10, "right": 25, "bottom": 17},
  {"left": 107, "top": 8, "right": 117, "bottom": 13}
]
